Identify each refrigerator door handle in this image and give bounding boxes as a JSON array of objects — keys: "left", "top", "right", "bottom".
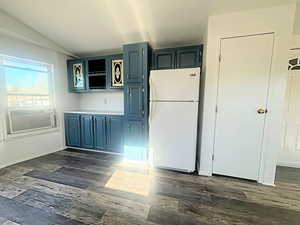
[
  {"left": 149, "top": 101, "right": 153, "bottom": 123},
  {"left": 149, "top": 77, "right": 154, "bottom": 122}
]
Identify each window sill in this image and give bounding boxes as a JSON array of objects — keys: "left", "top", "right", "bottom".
[{"left": 5, "top": 127, "right": 61, "bottom": 141}]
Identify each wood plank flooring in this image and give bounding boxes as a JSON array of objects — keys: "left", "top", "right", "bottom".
[{"left": 0, "top": 148, "right": 299, "bottom": 225}]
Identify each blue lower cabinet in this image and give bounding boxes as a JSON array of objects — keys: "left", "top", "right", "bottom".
[
  {"left": 80, "top": 115, "right": 94, "bottom": 149},
  {"left": 106, "top": 116, "right": 124, "bottom": 153},
  {"left": 65, "top": 113, "right": 124, "bottom": 154},
  {"left": 65, "top": 114, "right": 81, "bottom": 147},
  {"left": 124, "top": 119, "right": 147, "bottom": 161},
  {"left": 94, "top": 115, "right": 106, "bottom": 151}
]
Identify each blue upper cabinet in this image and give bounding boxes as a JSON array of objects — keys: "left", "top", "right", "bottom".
[
  {"left": 67, "top": 59, "right": 87, "bottom": 92},
  {"left": 106, "top": 115, "right": 124, "bottom": 153},
  {"left": 152, "top": 45, "right": 203, "bottom": 70},
  {"left": 80, "top": 114, "right": 94, "bottom": 149},
  {"left": 67, "top": 54, "right": 124, "bottom": 93},
  {"left": 65, "top": 113, "right": 81, "bottom": 147},
  {"left": 124, "top": 43, "right": 148, "bottom": 84},
  {"left": 94, "top": 115, "right": 106, "bottom": 151},
  {"left": 152, "top": 49, "right": 176, "bottom": 70},
  {"left": 176, "top": 46, "right": 202, "bottom": 68}
]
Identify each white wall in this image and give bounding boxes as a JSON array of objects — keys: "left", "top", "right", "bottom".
[
  {"left": 78, "top": 92, "right": 124, "bottom": 112},
  {"left": 289, "top": 34, "right": 300, "bottom": 58},
  {"left": 199, "top": 4, "right": 296, "bottom": 185},
  {"left": 291, "top": 34, "right": 300, "bottom": 49},
  {"left": 277, "top": 35, "right": 300, "bottom": 168},
  {"left": 0, "top": 34, "right": 79, "bottom": 169},
  {"left": 196, "top": 24, "right": 208, "bottom": 171},
  {"left": 278, "top": 69, "right": 300, "bottom": 168}
]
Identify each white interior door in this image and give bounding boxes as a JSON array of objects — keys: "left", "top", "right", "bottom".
[
  {"left": 149, "top": 102, "right": 198, "bottom": 172},
  {"left": 279, "top": 69, "right": 300, "bottom": 167},
  {"left": 213, "top": 34, "right": 274, "bottom": 180}
]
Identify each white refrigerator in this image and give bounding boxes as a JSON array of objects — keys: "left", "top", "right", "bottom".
[{"left": 149, "top": 67, "right": 200, "bottom": 173}]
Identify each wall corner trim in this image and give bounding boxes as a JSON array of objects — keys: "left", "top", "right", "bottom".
[
  {"left": 198, "top": 170, "right": 212, "bottom": 176},
  {"left": 260, "top": 182, "right": 276, "bottom": 187}
]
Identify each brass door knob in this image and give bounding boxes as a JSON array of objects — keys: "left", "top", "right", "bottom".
[{"left": 257, "top": 109, "right": 268, "bottom": 114}]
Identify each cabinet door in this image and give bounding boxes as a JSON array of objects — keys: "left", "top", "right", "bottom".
[
  {"left": 80, "top": 115, "right": 94, "bottom": 149},
  {"left": 124, "top": 119, "right": 147, "bottom": 161},
  {"left": 65, "top": 114, "right": 81, "bottom": 147},
  {"left": 152, "top": 50, "right": 175, "bottom": 70},
  {"left": 124, "top": 43, "right": 147, "bottom": 83},
  {"left": 107, "top": 54, "right": 124, "bottom": 89},
  {"left": 124, "top": 119, "right": 144, "bottom": 146},
  {"left": 106, "top": 116, "right": 124, "bottom": 153},
  {"left": 94, "top": 115, "right": 106, "bottom": 150},
  {"left": 67, "top": 59, "right": 86, "bottom": 92},
  {"left": 124, "top": 84, "right": 145, "bottom": 119},
  {"left": 176, "top": 47, "right": 201, "bottom": 68}
]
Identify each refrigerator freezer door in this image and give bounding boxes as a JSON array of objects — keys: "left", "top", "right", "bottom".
[
  {"left": 150, "top": 68, "right": 200, "bottom": 102},
  {"left": 149, "top": 101, "right": 198, "bottom": 172}
]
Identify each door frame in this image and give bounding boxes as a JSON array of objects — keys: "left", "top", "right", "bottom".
[{"left": 212, "top": 32, "right": 275, "bottom": 182}]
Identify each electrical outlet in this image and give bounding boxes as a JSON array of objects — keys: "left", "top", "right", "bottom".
[{"left": 104, "top": 98, "right": 108, "bottom": 104}]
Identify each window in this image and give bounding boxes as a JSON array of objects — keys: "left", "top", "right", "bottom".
[{"left": 0, "top": 55, "right": 56, "bottom": 134}]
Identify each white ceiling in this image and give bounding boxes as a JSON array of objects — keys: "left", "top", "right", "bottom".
[{"left": 0, "top": 0, "right": 298, "bottom": 57}]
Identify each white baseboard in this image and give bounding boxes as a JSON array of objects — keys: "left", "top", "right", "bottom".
[
  {"left": 66, "top": 146, "right": 122, "bottom": 155},
  {"left": 260, "top": 182, "right": 276, "bottom": 187},
  {"left": 198, "top": 170, "right": 212, "bottom": 176},
  {"left": 0, "top": 147, "right": 65, "bottom": 171},
  {"left": 277, "top": 161, "right": 300, "bottom": 169}
]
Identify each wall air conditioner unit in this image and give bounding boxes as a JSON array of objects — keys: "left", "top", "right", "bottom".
[{"left": 8, "top": 108, "right": 55, "bottom": 134}]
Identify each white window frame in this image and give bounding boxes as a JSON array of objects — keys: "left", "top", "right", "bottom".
[{"left": 0, "top": 54, "right": 57, "bottom": 139}]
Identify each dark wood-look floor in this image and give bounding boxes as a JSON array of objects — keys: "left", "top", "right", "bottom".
[{"left": 0, "top": 149, "right": 299, "bottom": 225}]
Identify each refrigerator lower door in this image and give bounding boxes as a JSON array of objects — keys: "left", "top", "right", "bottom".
[{"left": 149, "top": 101, "right": 198, "bottom": 172}]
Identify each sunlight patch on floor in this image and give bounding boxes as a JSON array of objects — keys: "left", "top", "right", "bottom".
[
  {"left": 105, "top": 169, "right": 152, "bottom": 196},
  {"left": 116, "top": 160, "right": 150, "bottom": 169}
]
